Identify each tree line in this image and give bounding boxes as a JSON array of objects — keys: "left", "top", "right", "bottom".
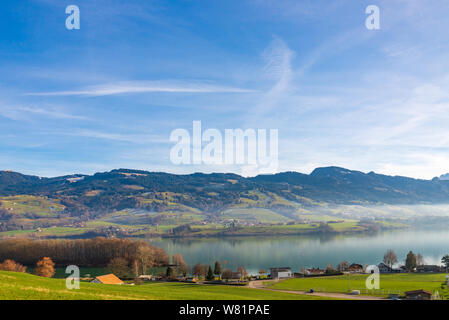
[{"left": 0, "top": 238, "right": 169, "bottom": 272}]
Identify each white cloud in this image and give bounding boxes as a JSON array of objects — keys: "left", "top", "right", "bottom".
[
  {"left": 62, "top": 129, "right": 169, "bottom": 144},
  {"left": 25, "top": 80, "right": 255, "bottom": 97},
  {"left": 0, "top": 104, "right": 88, "bottom": 121}
]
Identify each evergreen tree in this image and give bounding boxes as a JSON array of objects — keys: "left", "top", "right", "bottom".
[
  {"left": 166, "top": 266, "right": 174, "bottom": 278},
  {"left": 206, "top": 265, "right": 214, "bottom": 281},
  {"left": 405, "top": 251, "right": 417, "bottom": 272},
  {"left": 214, "top": 261, "right": 222, "bottom": 276},
  {"left": 441, "top": 255, "right": 449, "bottom": 271}
]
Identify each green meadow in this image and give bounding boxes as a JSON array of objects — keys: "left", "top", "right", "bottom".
[
  {"left": 267, "top": 273, "right": 449, "bottom": 298},
  {"left": 0, "top": 271, "right": 337, "bottom": 300}
]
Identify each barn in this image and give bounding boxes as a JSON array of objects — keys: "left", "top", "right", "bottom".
[{"left": 91, "top": 274, "right": 124, "bottom": 285}]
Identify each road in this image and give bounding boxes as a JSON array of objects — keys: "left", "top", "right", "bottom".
[{"left": 247, "top": 280, "right": 385, "bottom": 300}]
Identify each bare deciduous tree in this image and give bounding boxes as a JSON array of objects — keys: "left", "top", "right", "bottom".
[
  {"left": 221, "top": 268, "right": 233, "bottom": 282},
  {"left": 383, "top": 249, "right": 398, "bottom": 269},
  {"left": 337, "top": 261, "right": 350, "bottom": 272},
  {"left": 192, "top": 263, "right": 207, "bottom": 278},
  {"left": 416, "top": 253, "right": 424, "bottom": 266},
  {"left": 107, "top": 257, "right": 130, "bottom": 278},
  {"left": 134, "top": 244, "right": 155, "bottom": 276},
  {"left": 173, "top": 254, "right": 189, "bottom": 276},
  {"left": 237, "top": 266, "right": 247, "bottom": 279}
]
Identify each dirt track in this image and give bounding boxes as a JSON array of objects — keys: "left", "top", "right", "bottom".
[{"left": 247, "top": 280, "right": 385, "bottom": 300}]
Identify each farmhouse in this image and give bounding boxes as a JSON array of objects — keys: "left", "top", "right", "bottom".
[
  {"left": 378, "top": 263, "right": 402, "bottom": 273},
  {"left": 377, "top": 263, "right": 392, "bottom": 273},
  {"left": 404, "top": 289, "right": 432, "bottom": 300},
  {"left": 417, "top": 265, "right": 443, "bottom": 273},
  {"left": 223, "top": 272, "right": 244, "bottom": 282},
  {"left": 91, "top": 274, "right": 124, "bottom": 285},
  {"left": 270, "top": 267, "right": 292, "bottom": 279},
  {"left": 305, "top": 268, "right": 324, "bottom": 276},
  {"left": 348, "top": 263, "right": 364, "bottom": 273}
]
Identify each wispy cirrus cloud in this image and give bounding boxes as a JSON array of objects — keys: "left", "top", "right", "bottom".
[
  {"left": 0, "top": 104, "right": 89, "bottom": 121},
  {"left": 246, "top": 38, "right": 294, "bottom": 125},
  {"left": 25, "top": 80, "right": 255, "bottom": 97},
  {"left": 62, "top": 129, "right": 168, "bottom": 144}
]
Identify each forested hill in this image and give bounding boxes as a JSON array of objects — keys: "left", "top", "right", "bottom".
[{"left": 1, "top": 167, "right": 449, "bottom": 218}]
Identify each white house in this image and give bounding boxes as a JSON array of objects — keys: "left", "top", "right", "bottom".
[{"left": 270, "top": 267, "right": 292, "bottom": 279}]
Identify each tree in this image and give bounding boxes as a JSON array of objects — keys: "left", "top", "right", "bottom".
[
  {"left": 258, "top": 269, "right": 267, "bottom": 276},
  {"left": 206, "top": 265, "right": 214, "bottom": 281},
  {"left": 326, "top": 263, "right": 336, "bottom": 274},
  {"left": 35, "top": 257, "right": 55, "bottom": 278},
  {"left": 0, "top": 259, "right": 26, "bottom": 272},
  {"left": 107, "top": 257, "right": 129, "bottom": 278},
  {"left": 166, "top": 266, "right": 175, "bottom": 279},
  {"left": 383, "top": 249, "right": 398, "bottom": 269},
  {"left": 416, "top": 253, "right": 424, "bottom": 266},
  {"left": 192, "top": 263, "right": 207, "bottom": 279},
  {"left": 318, "top": 222, "right": 334, "bottom": 233},
  {"left": 0, "top": 238, "right": 169, "bottom": 270},
  {"left": 172, "top": 254, "right": 185, "bottom": 266},
  {"left": 134, "top": 244, "right": 155, "bottom": 276},
  {"left": 337, "top": 261, "right": 349, "bottom": 272},
  {"left": 221, "top": 268, "right": 233, "bottom": 282},
  {"left": 214, "top": 261, "right": 222, "bottom": 277},
  {"left": 441, "top": 255, "right": 449, "bottom": 271},
  {"left": 405, "top": 251, "right": 417, "bottom": 272},
  {"left": 237, "top": 266, "right": 247, "bottom": 280},
  {"left": 173, "top": 254, "right": 188, "bottom": 277}
]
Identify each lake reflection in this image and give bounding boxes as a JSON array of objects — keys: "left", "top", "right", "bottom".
[{"left": 148, "top": 229, "right": 449, "bottom": 274}]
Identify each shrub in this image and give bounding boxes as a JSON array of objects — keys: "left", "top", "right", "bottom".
[
  {"left": 0, "top": 259, "right": 26, "bottom": 272},
  {"left": 34, "top": 257, "right": 55, "bottom": 278}
]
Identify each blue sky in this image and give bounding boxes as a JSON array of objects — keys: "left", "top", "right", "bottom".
[{"left": 1, "top": 0, "right": 449, "bottom": 178}]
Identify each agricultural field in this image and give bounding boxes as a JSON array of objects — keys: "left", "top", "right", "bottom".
[
  {"left": 0, "top": 195, "right": 65, "bottom": 217},
  {"left": 0, "top": 191, "right": 408, "bottom": 239},
  {"left": 267, "top": 273, "right": 449, "bottom": 298},
  {"left": 0, "top": 271, "right": 337, "bottom": 300},
  {"left": 220, "top": 208, "right": 292, "bottom": 223}
]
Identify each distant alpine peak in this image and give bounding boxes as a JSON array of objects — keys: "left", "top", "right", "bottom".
[
  {"left": 310, "top": 166, "right": 362, "bottom": 177},
  {"left": 440, "top": 173, "right": 449, "bottom": 180}
]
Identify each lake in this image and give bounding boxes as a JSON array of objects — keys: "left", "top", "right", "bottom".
[{"left": 149, "top": 229, "right": 449, "bottom": 274}]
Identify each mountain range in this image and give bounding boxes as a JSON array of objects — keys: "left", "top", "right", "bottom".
[{"left": 1, "top": 167, "right": 449, "bottom": 219}]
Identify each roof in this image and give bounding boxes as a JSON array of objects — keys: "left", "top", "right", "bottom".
[
  {"left": 349, "top": 263, "right": 364, "bottom": 268},
  {"left": 270, "top": 267, "right": 291, "bottom": 272},
  {"left": 93, "top": 274, "right": 124, "bottom": 284},
  {"left": 404, "top": 290, "right": 432, "bottom": 295},
  {"left": 306, "top": 268, "right": 324, "bottom": 273},
  {"left": 378, "top": 263, "right": 392, "bottom": 269},
  {"left": 225, "top": 272, "right": 242, "bottom": 279}
]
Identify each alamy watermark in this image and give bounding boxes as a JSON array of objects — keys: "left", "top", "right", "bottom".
[
  {"left": 365, "top": 265, "right": 380, "bottom": 290},
  {"left": 365, "top": 5, "right": 380, "bottom": 30},
  {"left": 65, "top": 265, "right": 80, "bottom": 290},
  {"left": 66, "top": 5, "right": 80, "bottom": 30},
  {"left": 170, "top": 121, "right": 278, "bottom": 175}
]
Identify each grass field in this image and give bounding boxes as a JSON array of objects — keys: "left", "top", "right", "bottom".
[
  {"left": 267, "top": 273, "right": 449, "bottom": 298},
  {"left": 0, "top": 271, "right": 338, "bottom": 300},
  {"left": 220, "top": 208, "right": 292, "bottom": 223},
  {"left": 0, "top": 195, "right": 64, "bottom": 217}
]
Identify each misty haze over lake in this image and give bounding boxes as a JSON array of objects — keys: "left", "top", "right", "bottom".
[{"left": 150, "top": 229, "right": 449, "bottom": 274}]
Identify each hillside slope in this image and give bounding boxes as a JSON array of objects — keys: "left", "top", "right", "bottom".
[
  {"left": 0, "top": 167, "right": 448, "bottom": 236},
  {"left": 0, "top": 271, "right": 333, "bottom": 300}
]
